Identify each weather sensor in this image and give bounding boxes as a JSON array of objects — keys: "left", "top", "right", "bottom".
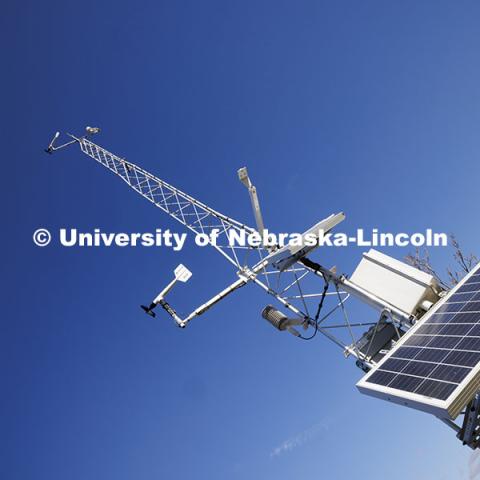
[
  {"left": 141, "top": 264, "right": 192, "bottom": 323},
  {"left": 45, "top": 127, "right": 480, "bottom": 449}
]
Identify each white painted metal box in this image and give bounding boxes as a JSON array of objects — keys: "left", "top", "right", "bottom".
[{"left": 349, "top": 249, "right": 440, "bottom": 317}]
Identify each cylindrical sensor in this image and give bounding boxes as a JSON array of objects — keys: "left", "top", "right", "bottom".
[{"left": 261, "top": 305, "right": 289, "bottom": 331}]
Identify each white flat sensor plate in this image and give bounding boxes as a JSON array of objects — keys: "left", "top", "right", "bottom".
[{"left": 174, "top": 264, "right": 192, "bottom": 283}]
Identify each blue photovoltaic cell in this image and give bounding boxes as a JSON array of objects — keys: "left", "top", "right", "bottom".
[{"left": 364, "top": 264, "right": 480, "bottom": 401}]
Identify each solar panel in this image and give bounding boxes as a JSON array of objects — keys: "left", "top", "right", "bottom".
[{"left": 357, "top": 263, "right": 480, "bottom": 419}]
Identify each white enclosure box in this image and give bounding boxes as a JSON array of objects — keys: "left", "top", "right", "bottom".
[{"left": 349, "top": 249, "right": 440, "bottom": 317}]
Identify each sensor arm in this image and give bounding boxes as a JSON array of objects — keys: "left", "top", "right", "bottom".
[
  {"left": 154, "top": 276, "right": 248, "bottom": 328},
  {"left": 44, "top": 131, "right": 78, "bottom": 153},
  {"left": 154, "top": 278, "right": 178, "bottom": 303},
  {"left": 149, "top": 258, "right": 276, "bottom": 327},
  {"left": 238, "top": 167, "right": 266, "bottom": 240},
  {"left": 45, "top": 128, "right": 101, "bottom": 154}
]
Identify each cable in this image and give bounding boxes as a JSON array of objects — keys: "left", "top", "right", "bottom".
[{"left": 298, "top": 276, "right": 329, "bottom": 341}]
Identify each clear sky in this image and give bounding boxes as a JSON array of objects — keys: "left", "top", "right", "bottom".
[{"left": 3, "top": 1, "right": 480, "bottom": 479}]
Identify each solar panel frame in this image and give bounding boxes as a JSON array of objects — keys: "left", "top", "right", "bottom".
[{"left": 357, "top": 263, "right": 480, "bottom": 419}]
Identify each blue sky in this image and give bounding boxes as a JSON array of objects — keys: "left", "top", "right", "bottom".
[{"left": 3, "top": 1, "right": 480, "bottom": 479}]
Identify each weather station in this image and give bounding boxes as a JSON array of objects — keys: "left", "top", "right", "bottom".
[{"left": 46, "top": 127, "right": 480, "bottom": 450}]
